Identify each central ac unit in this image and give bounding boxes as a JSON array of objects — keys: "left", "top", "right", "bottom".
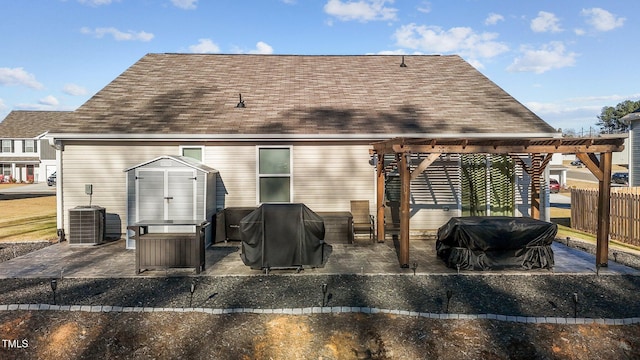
[{"left": 68, "top": 206, "right": 106, "bottom": 245}]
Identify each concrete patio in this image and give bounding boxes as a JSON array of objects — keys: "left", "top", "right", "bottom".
[{"left": 0, "top": 238, "right": 638, "bottom": 278}]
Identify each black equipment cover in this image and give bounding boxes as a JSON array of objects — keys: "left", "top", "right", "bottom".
[
  {"left": 239, "top": 203, "right": 331, "bottom": 270},
  {"left": 436, "top": 216, "right": 556, "bottom": 270}
]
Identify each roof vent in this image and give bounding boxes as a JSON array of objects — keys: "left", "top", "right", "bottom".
[
  {"left": 236, "top": 93, "right": 245, "bottom": 108},
  {"left": 400, "top": 56, "right": 407, "bottom": 68}
]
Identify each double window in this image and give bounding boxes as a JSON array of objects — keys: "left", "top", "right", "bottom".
[{"left": 258, "top": 147, "right": 291, "bottom": 203}]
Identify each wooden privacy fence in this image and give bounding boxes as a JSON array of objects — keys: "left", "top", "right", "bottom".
[{"left": 571, "top": 187, "right": 640, "bottom": 247}]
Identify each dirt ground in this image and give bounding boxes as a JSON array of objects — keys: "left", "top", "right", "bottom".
[
  {"left": 0, "top": 311, "right": 639, "bottom": 360},
  {"left": 1, "top": 311, "right": 639, "bottom": 360}
]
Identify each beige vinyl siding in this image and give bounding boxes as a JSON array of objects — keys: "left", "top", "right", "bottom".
[
  {"left": 204, "top": 145, "right": 256, "bottom": 208},
  {"left": 292, "top": 144, "right": 375, "bottom": 212},
  {"left": 62, "top": 142, "right": 176, "bottom": 235},
  {"left": 61, "top": 141, "right": 501, "bottom": 238}
]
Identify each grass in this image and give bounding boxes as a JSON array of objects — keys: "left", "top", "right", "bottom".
[{"left": 0, "top": 196, "right": 57, "bottom": 242}]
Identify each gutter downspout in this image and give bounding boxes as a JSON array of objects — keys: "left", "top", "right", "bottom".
[{"left": 49, "top": 138, "right": 65, "bottom": 242}]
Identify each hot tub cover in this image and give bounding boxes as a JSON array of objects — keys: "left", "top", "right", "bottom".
[
  {"left": 436, "top": 216, "right": 556, "bottom": 270},
  {"left": 239, "top": 203, "right": 331, "bottom": 270}
]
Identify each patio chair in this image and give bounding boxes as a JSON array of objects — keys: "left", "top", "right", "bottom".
[{"left": 350, "top": 200, "right": 374, "bottom": 241}]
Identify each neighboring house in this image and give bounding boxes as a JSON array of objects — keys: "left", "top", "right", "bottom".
[
  {"left": 623, "top": 109, "right": 640, "bottom": 186},
  {"left": 0, "top": 111, "right": 68, "bottom": 183},
  {"left": 46, "top": 54, "right": 560, "bottom": 246}
]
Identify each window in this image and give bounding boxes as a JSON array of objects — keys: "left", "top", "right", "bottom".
[
  {"left": 23, "top": 140, "right": 37, "bottom": 153},
  {"left": 1, "top": 140, "right": 13, "bottom": 153},
  {"left": 180, "top": 146, "right": 203, "bottom": 162},
  {"left": 1, "top": 164, "right": 10, "bottom": 177},
  {"left": 258, "top": 147, "right": 291, "bottom": 203}
]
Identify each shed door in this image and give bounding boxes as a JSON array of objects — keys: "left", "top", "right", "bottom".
[{"left": 136, "top": 168, "right": 196, "bottom": 232}]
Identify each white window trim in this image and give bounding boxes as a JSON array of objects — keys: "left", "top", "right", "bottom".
[
  {"left": 1, "top": 140, "right": 13, "bottom": 153},
  {"left": 179, "top": 145, "right": 205, "bottom": 163},
  {"left": 24, "top": 139, "right": 36, "bottom": 153},
  {"left": 256, "top": 145, "right": 293, "bottom": 204}
]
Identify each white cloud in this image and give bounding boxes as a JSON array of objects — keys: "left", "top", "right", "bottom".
[
  {"left": 0, "top": 98, "right": 6, "bottom": 111},
  {"left": 248, "top": 42, "right": 274, "bottom": 55},
  {"left": 232, "top": 41, "right": 275, "bottom": 55},
  {"left": 39, "top": 95, "right": 59, "bottom": 106},
  {"left": 171, "top": 0, "right": 197, "bottom": 10},
  {"left": 188, "top": 39, "right": 220, "bottom": 53},
  {"left": 78, "top": 0, "right": 117, "bottom": 6},
  {"left": 485, "top": 13, "right": 504, "bottom": 26},
  {"left": 507, "top": 42, "right": 577, "bottom": 74},
  {"left": 574, "top": 28, "right": 586, "bottom": 36},
  {"left": 324, "top": 0, "right": 397, "bottom": 22},
  {"left": 0, "top": 67, "right": 44, "bottom": 90},
  {"left": 530, "top": 11, "right": 563, "bottom": 33},
  {"left": 62, "top": 83, "right": 88, "bottom": 96},
  {"left": 81, "top": 27, "right": 154, "bottom": 42},
  {"left": 581, "top": 8, "right": 625, "bottom": 32},
  {"left": 281, "top": 0, "right": 297, "bottom": 4},
  {"left": 393, "top": 23, "right": 509, "bottom": 59},
  {"left": 417, "top": 1, "right": 431, "bottom": 14},
  {"left": 525, "top": 93, "right": 640, "bottom": 131}
]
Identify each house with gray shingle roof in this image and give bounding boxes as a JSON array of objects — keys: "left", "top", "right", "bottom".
[
  {"left": 0, "top": 111, "right": 68, "bottom": 183},
  {"left": 46, "top": 54, "right": 560, "bottom": 246}
]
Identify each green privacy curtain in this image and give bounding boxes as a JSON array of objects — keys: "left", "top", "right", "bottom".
[
  {"left": 461, "top": 154, "right": 487, "bottom": 216},
  {"left": 489, "top": 155, "right": 515, "bottom": 216},
  {"left": 461, "top": 154, "right": 514, "bottom": 216}
]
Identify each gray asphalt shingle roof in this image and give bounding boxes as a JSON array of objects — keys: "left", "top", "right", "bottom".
[
  {"left": 0, "top": 111, "right": 71, "bottom": 138},
  {"left": 60, "top": 54, "right": 557, "bottom": 136}
]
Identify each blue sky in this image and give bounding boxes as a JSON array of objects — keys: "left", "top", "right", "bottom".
[{"left": 1, "top": 0, "right": 638, "bottom": 134}]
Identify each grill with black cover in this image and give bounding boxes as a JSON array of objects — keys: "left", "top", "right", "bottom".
[{"left": 239, "top": 203, "right": 331, "bottom": 270}]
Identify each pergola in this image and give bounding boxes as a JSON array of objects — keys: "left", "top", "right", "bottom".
[{"left": 370, "top": 136, "right": 626, "bottom": 268}]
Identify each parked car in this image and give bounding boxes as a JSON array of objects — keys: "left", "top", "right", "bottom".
[
  {"left": 570, "top": 159, "right": 583, "bottom": 166},
  {"left": 47, "top": 172, "right": 56, "bottom": 186},
  {"left": 611, "top": 172, "right": 629, "bottom": 186},
  {"left": 549, "top": 178, "right": 560, "bottom": 193}
]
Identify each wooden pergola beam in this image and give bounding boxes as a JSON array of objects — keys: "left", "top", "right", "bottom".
[
  {"left": 576, "top": 153, "right": 604, "bottom": 181},
  {"left": 411, "top": 153, "right": 441, "bottom": 181},
  {"left": 390, "top": 144, "right": 621, "bottom": 155}
]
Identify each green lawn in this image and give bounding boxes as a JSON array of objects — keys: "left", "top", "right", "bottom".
[{"left": 0, "top": 196, "right": 57, "bottom": 242}]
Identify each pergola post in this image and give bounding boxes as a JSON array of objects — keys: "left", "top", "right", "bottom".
[
  {"left": 399, "top": 152, "right": 410, "bottom": 267},
  {"left": 596, "top": 152, "right": 612, "bottom": 266},
  {"left": 376, "top": 153, "right": 385, "bottom": 243},
  {"left": 530, "top": 154, "right": 542, "bottom": 220}
]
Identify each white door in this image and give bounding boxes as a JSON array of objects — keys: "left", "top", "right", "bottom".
[{"left": 136, "top": 168, "right": 196, "bottom": 233}]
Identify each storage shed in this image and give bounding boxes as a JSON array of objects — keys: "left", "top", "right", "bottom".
[{"left": 124, "top": 155, "right": 217, "bottom": 249}]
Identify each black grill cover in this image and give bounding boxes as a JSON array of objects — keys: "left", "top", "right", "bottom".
[
  {"left": 239, "top": 203, "right": 331, "bottom": 269},
  {"left": 436, "top": 216, "right": 556, "bottom": 270}
]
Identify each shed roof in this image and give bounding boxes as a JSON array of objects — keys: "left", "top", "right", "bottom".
[
  {"left": 57, "top": 54, "right": 558, "bottom": 138},
  {"left": 0, "top": 111, "right": 71, "bottom": 138},
  {"left": 123, "top": 155, "right": 217, "bottom": 173}
]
